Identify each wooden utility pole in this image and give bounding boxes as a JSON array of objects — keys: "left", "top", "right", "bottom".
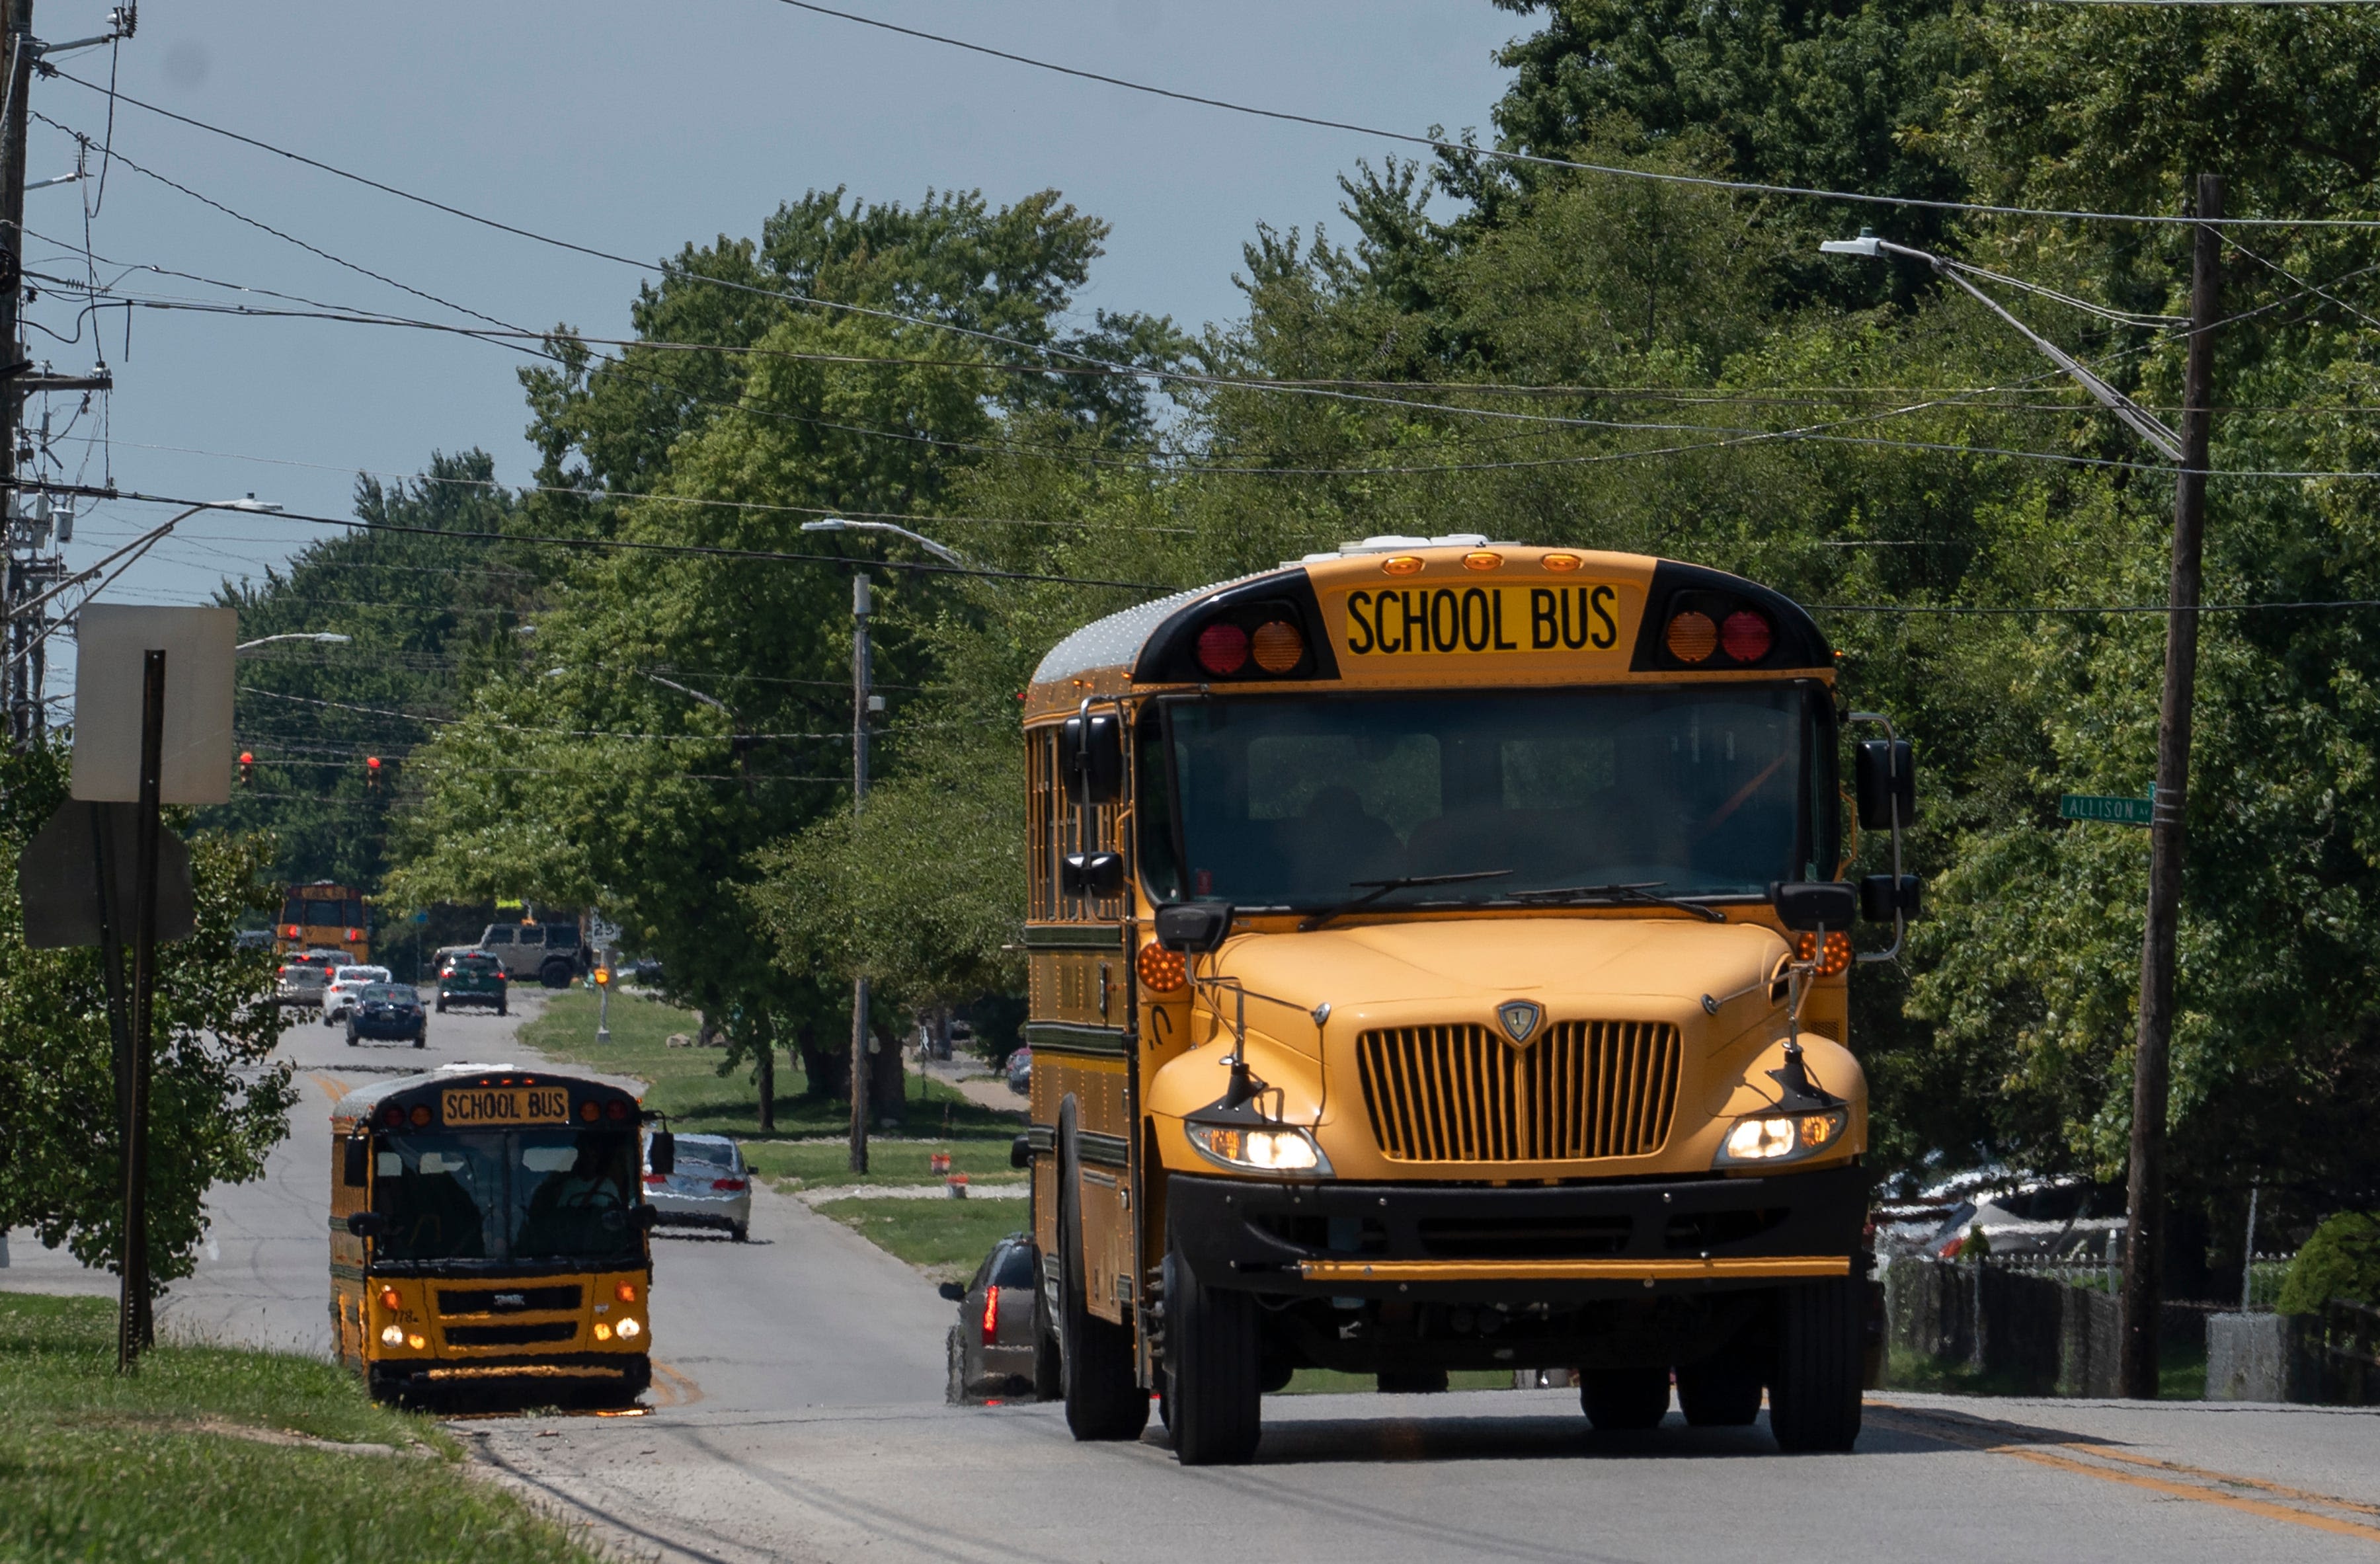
[
  {"left": 1, "top": 0, "right": 33, "bottom": 748},
  {"left": 2122, "top": 173, "right": 2221, "bottom": 1400},
  {"left": 848, "top": 572, "right": 871, "bottom": 1175}
]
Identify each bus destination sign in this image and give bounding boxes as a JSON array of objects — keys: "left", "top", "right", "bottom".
[{"left": 441, "top": 1085, "right": 571, "bottom": 1126}]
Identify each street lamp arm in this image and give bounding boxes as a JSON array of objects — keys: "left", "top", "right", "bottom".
[
  {"left": 639, "top": 670, "right": 733, "bottom": 715},
  {"left": 1823, "top": 235, "right": 2185, "bottom": 465},
  {"left": 236, "top": 633, "right": 352, "bottom": 652},
  {"left": 797, "top": 517, "right": 969, "bottom": 566}
]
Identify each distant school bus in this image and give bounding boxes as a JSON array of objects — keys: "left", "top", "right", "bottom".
[
  {"left": 331, "top": 1066, "right": 666, "bottom": 1406},
  {"left": 278, "top": 880, "right": 370, "bottom": 962},
  {"left": 1018, "top": 535, "right": 1918, "bottom": 1464}
]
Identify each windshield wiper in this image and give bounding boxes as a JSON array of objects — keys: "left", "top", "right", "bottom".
[
  {"left": 1507, "top": 880, "right": 1727, "bottom": 923},
  {"left": 1299, "top": 869, "right": 1514, "bottom": 932}
]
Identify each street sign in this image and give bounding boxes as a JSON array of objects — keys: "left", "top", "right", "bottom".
[
  {"left": 17, "top": 800, "right": 195, "bottom": 948},
  {"left": 71, "top": 606, "right": 235, "bottom": 804},
  {"left": 589, "top": 915, "right": 621, "bottom": 947},
  {"left": 2060, "top": 793, "right": 2154, "bottom": 826}
]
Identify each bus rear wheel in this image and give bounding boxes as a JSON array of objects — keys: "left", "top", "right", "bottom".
[
  {"left": 1162, "top": 1228, "right": 1261, "bottom": 1466},
  {"left": 1768, "top": 1276, "right": 1863, "bottom": 1453},
  {"left": 1581, "top": 1366, "right": 1671, "bottom": 1430}
]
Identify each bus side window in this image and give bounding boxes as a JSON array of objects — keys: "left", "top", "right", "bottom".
[{"left": 342, "top": 1135, "right": 368, "bottom": 1187}]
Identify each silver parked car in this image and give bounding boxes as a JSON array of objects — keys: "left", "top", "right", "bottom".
[
  {"left": 641, "top": 1131, "right": 751, "bottom": 1241},
  {"left": 321, "top": 964, "right": 393, "bottom": 1025},
  {"left": 941, "top": 1233, "right": 1052, "bottom": 1402}
]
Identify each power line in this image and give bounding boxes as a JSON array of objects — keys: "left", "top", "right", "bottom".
[{"left": 754, "top": 0, "right": 2380, "bottom": 231}]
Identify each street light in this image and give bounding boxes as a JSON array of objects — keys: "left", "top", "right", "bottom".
[
  {"left": 544, "top": 664, "right": 733, "bottom": 715},
  {"left": 1822, "top": 192, "right": 2226, "bottom": 1400},
  {"left": 16, "top": 495, "right": 284, "bottom": 624},
  {"left": 799, "top": 516, "right": 967, "bottom": 1174},
  {"left": 799, "top": 516, "right": 970, "bottom": 566},
  {"left": 235, "top": 633, "right": 351, "bottom": 652}
]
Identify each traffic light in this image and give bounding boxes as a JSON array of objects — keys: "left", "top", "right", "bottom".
[
  {"left": 365, "top": 756, "right": 381, "bottom": 793},
  {"left": 238, "top": 751, "right": 255, "bottom": 789}
]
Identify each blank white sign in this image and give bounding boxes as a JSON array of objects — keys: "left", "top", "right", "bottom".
[{"left": 71, "top": 605, "right": 237, "bottom": 804}]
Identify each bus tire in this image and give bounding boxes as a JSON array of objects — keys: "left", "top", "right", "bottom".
[
  {"left": 1581, "top": 1366, "right": 1670, "bottom": 1430},
  {"left": 1768, "top": 1277, "right": 1863, "bottom": 1454},
  {"left": 1031, "top": 1280, "right": 1063, "bottom": 1402},
  {"left": 1677, "top": 1357, "right": 1763, "bottom": 1427},
  {"left": 1163, "top": 1227, "right": 1261, "bottom": 1466},
  {"left": 1056, "top": 1114, "right": 1145, "bottom": 1442}
]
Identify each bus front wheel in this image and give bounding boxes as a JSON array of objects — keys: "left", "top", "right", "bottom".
[
  {"left": 1768, "top": 1276, "right": 1863, "bottom": 1454},
  {"left": 1162, "top": 1226, "right": 1261, "bottom": 1466}
]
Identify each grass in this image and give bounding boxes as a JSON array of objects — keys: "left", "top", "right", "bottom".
[
  {"left": 740, "top": 1138, "right": 1027, "bottom": 1193},
  {"left": 811, "top": 1195, "right": 1031, "bottom": 1285},
  {"left": 518, "top": 991, "right": 1022, "bottom": 1142},
  {"left": 1887, "top": 1343, "right": 2211, "bottom": 1399},
  {"left": 1280, "top": 1368, "right": 1519, "bottom": 1395},
  {"left": 0, "top": 1292, "right": 596, "bottom": 1564}
]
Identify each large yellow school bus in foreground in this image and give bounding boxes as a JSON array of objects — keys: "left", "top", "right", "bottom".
[
  {"left": 1019, "top": 536, "right": 1915, "bottom": 1464},
  {"left": 331, "top": 1066, "right": 665, "bottom": 1406}
]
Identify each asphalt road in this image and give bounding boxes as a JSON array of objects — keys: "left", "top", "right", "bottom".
[{"left": 13, "top": 999, "right": 2380, "bottom": 1563}]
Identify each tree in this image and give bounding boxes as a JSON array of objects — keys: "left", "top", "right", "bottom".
[{"left": 0, "top": 743, "right": 296, "bottom": 1300}]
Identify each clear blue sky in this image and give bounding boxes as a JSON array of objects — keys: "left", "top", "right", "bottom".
[{"left": 28, "top": 0, "right": 1521, "bottom": 671}]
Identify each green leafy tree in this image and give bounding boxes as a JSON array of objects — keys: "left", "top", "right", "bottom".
[{"left": 0, "top": 744, "right": 296, "bottom": 1302}]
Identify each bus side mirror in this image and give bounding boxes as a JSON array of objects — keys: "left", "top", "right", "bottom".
[
  {"left": 1011, "top": 1134, "right": 1033, "bottom": 1169},
  {"left": 1854, "top": 739, "right": 1915, "bottom": 830},
  {"left": 1861, "top": 874, "right": 1922, "bottom": 923},
  {"left": 1059, "top": 711, "right": 1124, "bottom": 805},
  {"left": 344, "top": 1212, "right": 387, "bottom": 1239},
  {"left": 1770, "top": 881, "right": 1858, "bottom": 931},
  {"left": 1060, "top": 852, "right": 1125, "bottom": 898},
  {"left": 1154, "top": 900, "right": 1234, "bottom": 953},
  {"left": 342, "top": 1135, "right": 368, "bottom": 1187},
  {"left": 647, "top": 1131, "right": 676, "bottom": 1177}
]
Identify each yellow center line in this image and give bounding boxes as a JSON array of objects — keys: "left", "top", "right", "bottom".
[
  {"left": 308, "top": 1071, "right": 354, "bottom": 1103},
  {"left": 1868, "top": 1405, "right": 2380, "bottom": 1546},
  {"left": 648, "top": 1362, "right": 705, "bottom": 1409}
]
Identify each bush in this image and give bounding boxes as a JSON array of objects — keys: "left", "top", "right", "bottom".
[{"left": 2278, "top": 1212, "right": 2380, "bottom": 1314}]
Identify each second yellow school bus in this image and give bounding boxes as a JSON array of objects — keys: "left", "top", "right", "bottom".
[{"left": 1018, "top": 536, "right": 1915, "bottom": 1464}]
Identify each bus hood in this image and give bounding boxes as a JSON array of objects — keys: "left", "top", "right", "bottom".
[{"left": 1213, "top": 915, "right": 1792, "bottom": 1031}]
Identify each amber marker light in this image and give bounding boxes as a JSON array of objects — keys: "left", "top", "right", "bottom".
[
  {"left": 1250, "top": 619, "right": 1305, "bottom": 673},
  {"left": 1137, "top": 942, "right": 1187, "bottom": 993},
  {"left": 1462, "top": 550, "right": 1502, "bottom": 571},
  {"left": 594, "top": 1321, "right": 614, "bottom": 1342},
  {"left": 1381, "top": 555, "right": 1423, "bottom": 576},
  {"left": 1542, "top": 552, "right": 1581, "bottom": 572},
  {"left": 1665, "top": 611, "right": 1718, "bottom": 664},
  {"left": 405, "top": 1333, "right": 426, "bottom": 1350},
  {"left": 1797, "top": 930, "right": 1853, "bottom": 978},
  {"left": 379, "top": 1286, "right": 401, "bottom": 1311},
  {"left": 615, "top": 1281, "right": 638, "bottom": 1303}
]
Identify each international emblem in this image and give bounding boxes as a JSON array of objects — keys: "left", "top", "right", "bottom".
[{"left": 1496, "top": 999, "right": 1541, "bottom": 1045}]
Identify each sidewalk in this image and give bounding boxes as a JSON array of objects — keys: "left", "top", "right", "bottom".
[{"left": 912, "top": 1050, "right": 1027, "bottom": 1115}]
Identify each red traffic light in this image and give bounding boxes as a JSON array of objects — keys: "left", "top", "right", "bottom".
[
  {"left": 365, "top": 755, "right": 382, "bottom": 792},
  {"left": 238, "top": 751, "right": 255, "bottom": 787}
]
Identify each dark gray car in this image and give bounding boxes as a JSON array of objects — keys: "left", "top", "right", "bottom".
[{"left": 941, "top": 1233, "right": 1053, "bottom": 1402}]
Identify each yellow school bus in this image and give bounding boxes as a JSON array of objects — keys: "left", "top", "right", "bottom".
[
  {"left": 277, "top": 880, "right": 370, "bottom": 962},
  {"left": 1019, "top": 536, "right": 1915, "bottom": 1464},
  {"left": 330, "top": 1065, "right": 665, "bottom": 1406}
]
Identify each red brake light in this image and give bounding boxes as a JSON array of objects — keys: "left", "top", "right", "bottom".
[
  {"left": 1195, "top": 621, "right": 1248, "bottom": 676},
  {"left": 1720, "top": 610, "right": 1773, "bottom": 663},
  {"left": 982, "top": 1284, "right": 1000, "bottom": 1345},
  {"left": 643, "top": 1173, "right": 666, "bottom": 1187},
  {"left": 711, "top": 1178, "right": 747, "bottom": 1192}
]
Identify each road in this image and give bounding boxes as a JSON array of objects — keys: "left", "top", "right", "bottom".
[{"left": 11, "top": 999, "right": 2380, "bottom": 1563}]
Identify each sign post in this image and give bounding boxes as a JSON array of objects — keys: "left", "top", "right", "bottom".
[{"left": 66, "top": 606, "right": 233, "bottom": 1372}]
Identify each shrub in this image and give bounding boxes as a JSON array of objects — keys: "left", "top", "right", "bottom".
[{"left": 2278, "top": 1212, "right": 2380, "bottom": 1314}]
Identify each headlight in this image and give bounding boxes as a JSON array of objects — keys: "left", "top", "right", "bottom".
[
  {"left": 1716, "top": 1108, "right": 1848, "bottom": 1167},
  {"left": 380, "top": 1325, "right": 405, "bottom": 1347},
  {"left": 1187, "top": 1122, "right": 1331, "bottom": 1175},
  {"left": 616, "top": 1317, "right": 641, "bottom": 1339}
]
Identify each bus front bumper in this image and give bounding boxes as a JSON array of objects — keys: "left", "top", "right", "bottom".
[{"left": 1168, "top": 1164, "right": 1868, "bottom": 1302}]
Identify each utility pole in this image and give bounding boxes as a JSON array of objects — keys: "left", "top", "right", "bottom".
[
  {"left": 848, "top": 571, "right": 871, "bottom": 1175},
  {"left": 2122, "top": 172, "right": 2222, "bottom": 1401},
  {"left": 1, "top": 0, "right": 34, "bottom": 748}
]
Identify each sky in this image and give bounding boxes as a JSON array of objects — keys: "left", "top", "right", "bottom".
[{"left": 21, "top": 0, "right": 1523, "bottom": 701}]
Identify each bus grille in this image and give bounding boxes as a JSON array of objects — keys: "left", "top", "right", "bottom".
[
  {"left": 1355, "top": 1021, "right": 1681, "bottom": 1162},
  {"left": 438, "top": 1285, "right": 582, "bottom": 1316},
  {"left": 442, "top": 1321, "right": 580, "bottom": 1347}
]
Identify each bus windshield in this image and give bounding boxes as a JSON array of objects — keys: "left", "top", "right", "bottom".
[
  {"left": 372, "top": 1129, "right": 639, "bottom": 1268},
  {"left": 1142, "top": 685, "right": 1831, "bottom": 911}
]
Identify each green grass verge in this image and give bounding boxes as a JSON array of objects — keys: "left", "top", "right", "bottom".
[
  {"left": 811, "top": 1195, "right": 1031, "bottom": 1284},
  {"left": 1887, "top": 1344, "right": 2211, "bottom": 1399},
  {"left": 0, "top": 1292, "right": 594, "bottom": 1564},
  {"left": 518, "top": 992, "right": 1021, "bottom": 1141},
  {"left": 740, "top": 1138, "right": 1027, "bottom": 1193},
  {"left": 1279, "top": 1367, "right": 1517, "bottom": 1395}
]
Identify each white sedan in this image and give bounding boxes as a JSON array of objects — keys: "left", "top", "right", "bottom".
[
  {"left": 321, "top": 964, "right": 393, "bottom": 1025},
  {"left": 642, "top": 1132, "right": 752, "bottom": 1242}
]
